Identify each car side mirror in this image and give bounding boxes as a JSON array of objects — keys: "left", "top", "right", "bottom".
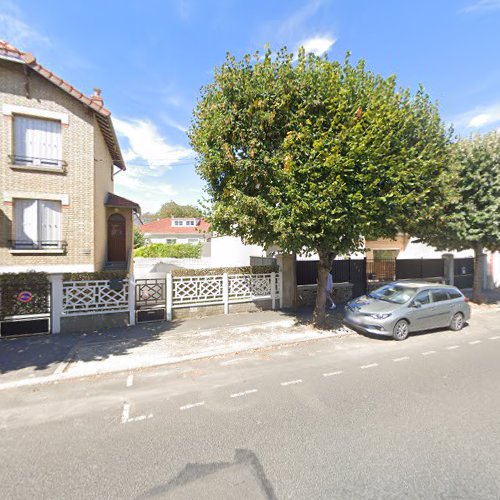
[{"left": 412, "top": 302, "right": 422, "bottom": 309}]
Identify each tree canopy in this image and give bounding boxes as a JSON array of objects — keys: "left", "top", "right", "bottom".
[
  {"left": 189, "top": 48, "right": 450, "bottom": 325},
  {"left": 142, "top": 200, "right": 203, "bottom": 223}
]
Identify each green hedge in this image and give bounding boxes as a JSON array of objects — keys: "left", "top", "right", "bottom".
[
  {"left": 134, "top": 243, "right": 202, "bottom": 259},
  {"left": 63, "top": 271, "right": 128, "bottom": 281},
  {"left": 172, "top": 265, "right": 279, "bottom": 277}
]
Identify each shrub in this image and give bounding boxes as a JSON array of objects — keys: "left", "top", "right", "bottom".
[
  {"left": 172, "top": 265, "right": 279, "bottom": 276},
  {"left": 134, "top": 242, "right": 202, "bottom": 259}
]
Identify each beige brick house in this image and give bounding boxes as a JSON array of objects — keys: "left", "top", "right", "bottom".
[{"left": 0, "top": 41, "right": 139, "bottom": 274}]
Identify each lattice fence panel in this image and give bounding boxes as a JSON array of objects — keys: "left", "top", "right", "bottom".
[
  {"left": 172, "top": 275, "right": 224, "bottom": 306},
  {"left": 63, "top": 280, "right": 129, "bottom": 316},
  {"left": 228, "top": 274, "right": 272, "bottom": 300}
]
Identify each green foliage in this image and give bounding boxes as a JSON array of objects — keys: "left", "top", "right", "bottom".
[
  {"left": 172, "top": 265, "right": 278, "bottom": 276},
  {"left": 63, "top": 271, "right": 128, "bottom": 281},
  {"left": 134, "top": 227, "right": 147, "bottom": 249},
  {"left": 142, "top": 201, "right": 203, "bottom": 223},
  {"left": 134, "top": 243, "right": 202, "bottom": 258}
]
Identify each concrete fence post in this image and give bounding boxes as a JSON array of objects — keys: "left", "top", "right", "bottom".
[
  {"left": 128, "top": 275, "right": 136, "bottom": 326},
  {"left": 271, "top": 271, "right": 276, "bottom": 310},
  {"left": 49, "top": 274, "right": 63, "bottom": 334},
  {"left": 223, "top": 273, "right": 229, "bottom": 314},
  {"left": 279, "top": 271, "right": 283, "bottom": 309},
  {"left": 166, "top": 273, "right": 173, "bottom": 321},
  {"left": 442, "top": 253, "right": 454, "bottom": 286}
]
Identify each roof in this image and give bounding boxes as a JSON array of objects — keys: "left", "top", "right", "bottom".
[
  {"left": 0, "top": 40, "right": 126, "bottom": 170},
  {"left": 105, "top": 193, "right": 140, "bottom": 212},
  {"left": 139, "top": 217, "right": 210, "bottom": 235}
]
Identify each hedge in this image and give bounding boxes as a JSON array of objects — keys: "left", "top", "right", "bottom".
[
  {"left": 172, "top": 265, "right": 279, "bottom": 277},
  {"left": 63, "top": 271, "right": 128, "bottom": 281},
  {"left": 134, "top": 242, "right": 202, "bottom": 258}
]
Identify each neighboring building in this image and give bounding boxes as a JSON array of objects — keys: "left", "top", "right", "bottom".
[
  {"left": 139, "top": 217, "right": 210, "bottom": 246},
  {"left": 0, "top": 41, "right": 139, "bottom": 273}
]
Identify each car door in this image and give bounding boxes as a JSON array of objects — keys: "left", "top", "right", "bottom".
[
  {"left": 408, "top": 289, "right": 434, "bottom": 331},
  {"left": 430, "top": 288, "right": 452, "bottom": 327}
]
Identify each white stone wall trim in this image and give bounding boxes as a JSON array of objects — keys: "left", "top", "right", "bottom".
[
  {"left": 2, "top": 103, "right": 70, "bottom": 124},
  {"left": 4, "top": 192, "right": 69, "bottom": 205}
]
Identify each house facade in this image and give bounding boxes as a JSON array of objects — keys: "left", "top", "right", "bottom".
[
  {"left": 0, "top": 41, "right": 138, "bottom": 274},
  {"left": 139, "top": 217, "right": 210, "bottom": 245}
]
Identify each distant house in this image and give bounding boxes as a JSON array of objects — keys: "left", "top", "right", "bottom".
[
  {"left": 139, "top": 217, "right": 210, "bottom": 245},
  {"left": 0, "top": 40, "right": 139, "bottom": 273}
]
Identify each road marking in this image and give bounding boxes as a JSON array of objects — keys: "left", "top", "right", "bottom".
[
  {"left": 179, "top": 401, "right": 205, "bottom": 411},
  {"left": 280, "top": 379, "right": 303, "bottom": 386},
  {"left": 422, "top": 351, "right": 436, "bottom": 356},
  {"left": 489, "top": 336, "right": 500, "bottom": 340},
  {"left": 230, "top": 389, "right": 258, "bottom": 398},
  {"left": 126, "top": 375, "right": 134, "bottom": 387},
  {"left": 360, "top": 363, "right": 378, "bottom": 369},
  {"left": 220, "top": 357, "right": 250, "bottom": 366},
  {"left": 468, "top": 340, "right": 481, "bottom": 345},
  {"left": 128, "top": 414, "right": 153, "bottom": 422},
  {"left": 446, "top": 345, "right": 460, "bottom": 350},
  {"left": 393, "top": 356, "right": 409, "bottom": 362},
  {"left": 323, "top": 370, "right": 344, "bottom": 377},
  {"left": 121, "top": 403, "right": 130, "bottom": 424}
]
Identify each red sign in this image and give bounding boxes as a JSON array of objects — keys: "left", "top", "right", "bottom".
[{"left": 17, "top": 291, "right": 33, "bottom": 303}]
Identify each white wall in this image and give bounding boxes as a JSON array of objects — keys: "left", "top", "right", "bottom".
[
  {"left": 210, "top": 236, "right": 266, "bottom": 267},
  {"left": 398, "top": 239, "right": 474, "bottom": 259}
]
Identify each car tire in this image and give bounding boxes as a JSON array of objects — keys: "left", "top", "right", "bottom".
[
  {"left": 450, "top": 312, "right": 464, "bottom": 331},
  {"left": 393, "top": 319, "right": 409, "bottom": 341}
]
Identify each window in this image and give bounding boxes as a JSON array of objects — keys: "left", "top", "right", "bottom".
[
  {"left": 431, "top": 289, "right": 450, "bottom": 302},
  {"left": 369, "top": 284, "right": 414, "bottom": 304},
  {"left": 13, "top": 116, "right": 62, "bottom": 168},
  {"left": 448, "top": 289, "right": 463, "bottom": 300},
  {"left": 187, "top": 238, "right": 199, "bottom": 244},
  {"left": 413, "top": 290, "right": 431, "bottom": 305},
  {"left": 14, "top": 199, "right": 62, "bottom": 249},
  {"left": 185, "top": 220, "right": 195, "bottom": 226},
  {"left": 165, "top": 238, "right": 176, "bottom": 244},
  {"left": 173, "top": 220, "right": 184, "bottom": 227}
]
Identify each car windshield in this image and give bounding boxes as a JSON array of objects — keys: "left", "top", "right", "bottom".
[{"left": 369, "top": 284, "right": 415, "bottom": 304}]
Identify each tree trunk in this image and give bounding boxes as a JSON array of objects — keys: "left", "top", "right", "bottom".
[
  {"left": 472, "top": 243, "right": 485, "bottom": 303},
  {"left": 313, "top": 250, "right": 336, "bottom": 328}
]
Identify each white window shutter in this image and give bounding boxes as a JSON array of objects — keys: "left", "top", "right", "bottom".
[
  {"left": 14, "top": 117, "right": 28, "bottom": 161},
  {"left": 40, "top": 200, "right": 61, "bottom": 245},
  {"left": 15, "top": 199, "right": 38, "bottom": 245},
  {"left": 14, "top": 116, "right": 61, "bottom": 165}
]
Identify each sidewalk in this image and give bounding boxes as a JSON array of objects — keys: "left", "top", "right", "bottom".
[{"left": 0, "top": 308, "right": 350, "bottom": 390}]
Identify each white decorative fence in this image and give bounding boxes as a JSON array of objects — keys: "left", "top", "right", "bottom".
[{"left": 62, "top": 279, "right": 130, "bottom": 316}]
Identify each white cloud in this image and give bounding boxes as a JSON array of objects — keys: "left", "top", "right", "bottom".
[
  {"left": 297, "top": 36, "right": 336, "bottom": 56},
  {"left": 451, "top": 102, "right": 500, "bottom": 132},
  {"left": 461, "top": 0, "right": 500, "bottom": 13},
  {"left": 0, "top": 2, "right": 50, "bottom": 47}
]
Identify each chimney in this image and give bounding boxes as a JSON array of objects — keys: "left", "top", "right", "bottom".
[{"left": 90, "top": 88, "right": 104, "bottom": 107}]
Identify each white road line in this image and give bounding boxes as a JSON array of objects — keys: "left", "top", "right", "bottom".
[
  {"left": 126, "top": 375, "right": 134, "bottom": 387},
  {"left": 323, "top": 370, "right": 344, "bottom": 377},
  {"left": 280, "top": 379, "right": 303, "bottom": 386},
  {"left": 393, "top": 356, "right": 409, "bottom": 362},
  {"left": 179, "top": 401, "right": 205, "bottom": 411},
  {"left": 121, "top": 403, "right": 130, "bottom": 424},
  {"left": 360, "top": 363, "right": 378, "bottom": 369},
  {"left": 489, "top": 336, "right": 500, "bottom": 340},
  {"left": 446, "top": 345, "right": 460, "bottom": 350},
  {"left": 468, "top": 340, "right": 481, "bottom": 345},
  {"left": 128, "top": 414, "right": 153, "bottom": 422},
  {"left": 230, "top": 389, "right": 258, "bottom": 398},
  {"left": 422, "top": 350, "right": 436, "bottom": 356}
]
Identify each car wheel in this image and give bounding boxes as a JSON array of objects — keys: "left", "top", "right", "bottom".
[
  {"left": 393, "top": 319, "right": 409, "bottom": 341},
  {"left": 450, "top": 312, "right": 464, "bottom": 331}
]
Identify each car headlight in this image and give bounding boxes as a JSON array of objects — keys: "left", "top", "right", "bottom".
[{"left": 369, "top": 313, "right": 392, "bottom": 320}]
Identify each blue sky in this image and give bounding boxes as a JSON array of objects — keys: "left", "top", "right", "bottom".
[{"left": 1, "top": 0, "right": 500, "bottom": 213}]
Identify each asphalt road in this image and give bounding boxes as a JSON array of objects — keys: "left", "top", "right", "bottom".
[{"left": 1, "top": 310, "right": 500, "bottom": 499}]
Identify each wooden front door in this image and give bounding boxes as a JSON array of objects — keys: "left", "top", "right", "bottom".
[{"left": 107, "top": 214, "right": 126, "bottom": 262}]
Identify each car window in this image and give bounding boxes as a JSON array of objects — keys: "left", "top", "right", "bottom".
[
  {"left": 447, "top": 288, "right": 463, "bottom": 300},
  {"left": 369, "top": 284, "right": 415, "bottom": 304},
  {"left": 431, "top": 289, "right": 449, "bottom": 302},
  {"left": 413, "top": 290, "right": 431, "bottom": 305}
]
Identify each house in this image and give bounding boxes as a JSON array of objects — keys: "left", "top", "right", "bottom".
[
  {"left": 0, "top": 41, "right": 139, "bottom": 274},
  {"left": 139, "top": 217, "right": 210, "bottom": 246}
]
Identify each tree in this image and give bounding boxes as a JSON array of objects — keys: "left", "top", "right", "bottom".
[
  {"left": 133, "top": 227, "right": 147, "bottom": 249},
  {"left": 189, "top": 48, "right": 450, "bottom": 326},
  {"left": 158, "top": 201, "right": 202, "bottom": 219},
  {"left": 413, "top": 132, "right": 500, "bottom": 302}
]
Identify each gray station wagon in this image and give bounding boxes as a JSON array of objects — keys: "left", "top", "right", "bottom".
[{"left": 343, "top": 281, "right": 471, "bottom": 341}]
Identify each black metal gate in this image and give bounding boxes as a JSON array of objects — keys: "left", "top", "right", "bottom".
[
  {"left": 135, "top": 278, "right": 167, "bottom": 323},
  {"left": 395, "top": 258, "right": 444, "bottom": 281},
  {"left": 454, "top": 258, "right": 474, "bottom": 289}
]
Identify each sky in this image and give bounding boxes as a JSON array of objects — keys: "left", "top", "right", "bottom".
[{"left": 1, "top": 0, "right": 500, "bottom": 213}]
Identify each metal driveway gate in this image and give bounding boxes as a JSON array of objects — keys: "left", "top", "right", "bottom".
[
  {"left": 135, "top": 277, "right": 167, "bottom": 323},
  {"left": 454, "top": 258, "right": 474, "bottom": 289}
]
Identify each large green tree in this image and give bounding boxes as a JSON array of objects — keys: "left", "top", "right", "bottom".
[
  {"left": 142, "top": 201, "right": 202, "bottom": 223},
  {"left": 189, "top": 48, "right": 450, "bottom": 326},
  {"left": 414, "top": 132, "right": 500, "bottom": 302}
]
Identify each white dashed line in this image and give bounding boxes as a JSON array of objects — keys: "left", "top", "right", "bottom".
[
  {"left": 323, "top": 370, "right": 344, "bottom": 377},
  {"left": 422, "top": 351, "right": 436, "bottom": 356},
  {"left": 126, "top": 375, "right": 133, "bottom": 387},
  {"left": 393, "top": 356, "right": 409, "bottom": 362},
  {"left": 446, "top": 345, "right": 460, "bottom": 350},
  {"left": 127, "top": 414, "right": 153, "bottom": 422},
  {"left": 360, "top": 363, "right": 378, "bottom": 369},
  {"left": 179, "top": 401, "right": 205, "bottom": 411},
  {"left": 230, "top": 389, "right": 258, "bottom": 398},
  {"left": 489, "top": 336, "right": 500, "bottom": 340},
  {"left": 280, "top": 379, "right": 303, "bottom": 386},
  {"left": 220, "top": 357, "right": 250, "bottom": 366},
  {"left": 468, "top": 340, "right": 481, "bottom": 345},
  {"left": 121, "top": 403, "right": 130, "bottom": 424}
]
